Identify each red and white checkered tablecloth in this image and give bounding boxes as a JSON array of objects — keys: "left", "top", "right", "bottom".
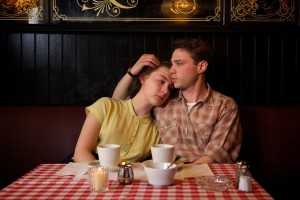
[{"left": 0, "top": 163, "right": 274, "bottom": 200}]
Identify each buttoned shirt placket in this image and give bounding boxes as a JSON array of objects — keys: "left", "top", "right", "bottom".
[{"left": 121, "top": 117, "right": 139, "bottom": 156}]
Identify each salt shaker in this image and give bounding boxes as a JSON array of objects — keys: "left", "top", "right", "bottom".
[
  {"left": 118, "top": 162, "right": 134, "bottom": 185},
  {"left": 238, "top": 164, "right": 252, "bottom": 192},
  {"left": 235, "top": 160, "right": 245, "bottom": 189}
]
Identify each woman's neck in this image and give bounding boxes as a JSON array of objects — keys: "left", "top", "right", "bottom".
[{"left": 131, "top": 94, "right": 152, "bottom": 116}]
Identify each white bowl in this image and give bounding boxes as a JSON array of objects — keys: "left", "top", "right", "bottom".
[{"left": 142, "top": 160, "right": 177, "bottom": 186}]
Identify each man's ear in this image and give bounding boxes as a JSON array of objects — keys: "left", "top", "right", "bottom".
[{"left": 197, "top": 60, "right": 208, "bottom": 74}]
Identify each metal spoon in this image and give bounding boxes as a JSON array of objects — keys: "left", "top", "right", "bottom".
[{"left": 167, "top": 155, "right": 181, "bottom": 169}]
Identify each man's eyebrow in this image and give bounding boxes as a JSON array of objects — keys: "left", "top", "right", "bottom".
[{"left": 173, "top": 59, "right": 184, "bottom": 62}]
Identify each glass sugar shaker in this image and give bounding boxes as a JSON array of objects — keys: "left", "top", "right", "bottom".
[
  {"left": 118, "top": 161, "right": 134, "bottom": 185},
  {"left": 238, "top": 164, "right": 252, "bottom": 192},
  {"left": 235, "top": 160, "right": 245, "bottom": 189}
]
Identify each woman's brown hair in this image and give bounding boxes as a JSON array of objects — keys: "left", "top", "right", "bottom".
[{"left": 128, "top": 60, "right": 172, "bottom": 98}]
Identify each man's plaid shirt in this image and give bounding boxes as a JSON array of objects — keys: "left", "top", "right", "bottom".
[{"left": 154, "top": 85, "right": 242, "bottom": 163}]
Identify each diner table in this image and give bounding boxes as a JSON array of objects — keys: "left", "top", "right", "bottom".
[{"left": 0, "top": 163, "right": 273, "bottom": 200}]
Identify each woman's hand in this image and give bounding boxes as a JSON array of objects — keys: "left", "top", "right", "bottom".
[{"left": 129, "top": 54, "right": 160, "bottom": 76}]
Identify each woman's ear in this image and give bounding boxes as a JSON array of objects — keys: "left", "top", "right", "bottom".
[
  {"left": 197, "top": 60, "right": 208, "bottom": 74},
  {"left": 139, "top": 74, "right": 147, "bottom": 85}
]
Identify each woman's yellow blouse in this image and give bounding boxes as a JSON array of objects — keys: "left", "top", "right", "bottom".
[{"left": 86, "top": 97, "right": 160, "bottom": 163}]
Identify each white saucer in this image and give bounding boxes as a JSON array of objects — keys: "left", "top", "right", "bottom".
[{"left": 88, "top": 160, "right": 119, "bottom": 171}]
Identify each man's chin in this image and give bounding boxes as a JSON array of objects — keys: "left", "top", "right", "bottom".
[{"left": 174, "top": 83, "right": 181, "bottom": 89}]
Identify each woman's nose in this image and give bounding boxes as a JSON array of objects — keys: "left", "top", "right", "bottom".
[{"left": 161, "top": 85, "right": 169, "bottom": 94}]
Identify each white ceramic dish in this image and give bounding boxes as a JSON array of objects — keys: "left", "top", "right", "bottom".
[
  {"left": 142, "top": 160, "right": 177, "bottom": 186},
  {"left": 196, "top": 175, "right": 233, "bottom": 192}
]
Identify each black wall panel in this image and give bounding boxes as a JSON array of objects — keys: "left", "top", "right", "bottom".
[{"left": 0, "top": 32, "right": 299, "bottom": 106}]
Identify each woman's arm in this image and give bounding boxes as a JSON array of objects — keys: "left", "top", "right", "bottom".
[
  {"left": 112, "top": 54, "right": 160, "bottom": 99},
  {"left": 112, "top": 71, "right": 135, "bottom": 100},
  {"left": 73, "top": 112, "right": 101, "bottom": 162}
]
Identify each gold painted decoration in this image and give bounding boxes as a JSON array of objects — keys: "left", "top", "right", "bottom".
[
  {"left": 0, "top": 0, "right": 44, "bottom": 23},
  {"left": 77, "top": 0, "right": 138, "bottom": 17},
  {"left": 52, "top": 0, "right": 221, "bottom": 23},
  {"left": 231, "top": 0, "right": 295, "bottom": 22},
  {"left": 2, "top": 0, "right": 295, "bottom": 25}
]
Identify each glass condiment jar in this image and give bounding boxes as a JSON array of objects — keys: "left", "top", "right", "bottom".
[
  {"left": 235, "top": 160, "right": 246, "bottom": 189},
  {"left": 118, "top": 161, "right": 134, "bottom": 185},
  {"left": 238, "top": 164, "right": 252, "bottom": 192}
]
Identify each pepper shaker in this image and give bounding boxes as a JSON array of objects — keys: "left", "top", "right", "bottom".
[{"left": 118, "top": 162, "right": 134, "bottom": 185}]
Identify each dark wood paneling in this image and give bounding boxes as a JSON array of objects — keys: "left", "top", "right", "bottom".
[
  {"left": 49, "top": 34, "right": 63, "bottom": 104},
  {"left": 282, "top": 33, "right": 298, "bottom": 104},
  {"left": 22, "top": 33, "right": 35, "bottom": 104},
  {"left": 269, "top": 34, "right": 284, "bottom": 104},
  {"left": 76, "top": 34, "right": 90, "bottom": 104},
  {"left": 254, "top": 34, "right": 269, "bottom": 104},
  {"left": 89, "top": 34, "right": 104, "bottom": 100},
  {"left": 211, "top": 34, "right": 228, "bottom": 93},
  {"left": 36, "top": 33, "right": 49, "bottom": 105},
  {"left": 0, "top": 32, "right": 299, "bottom": 105},
  {"left": 102, "top": 34, "right": 118, "bottom": 97},
  {"left": 241, "top": 34, "right": 256, "bottom": 104},
  {"left": 6, "top": 34, "right": 22, "bottom": 105},
  {"left": 157, "top": 33, "right": 173, "bottom": 60},
  {"left": 62, "top": 34, "right": 76, "bottom": 105},
  {"left": 227, "top": 34, "right": 242, "bottom": 102}
]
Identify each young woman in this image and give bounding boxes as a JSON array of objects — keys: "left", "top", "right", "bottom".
[{"left": 73, "top": 60, "right": 173, "bottom": 163}]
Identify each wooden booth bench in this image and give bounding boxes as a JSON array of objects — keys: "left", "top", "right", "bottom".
[{"left": 0, "top": 105, "right": 299, "bottom": 199}]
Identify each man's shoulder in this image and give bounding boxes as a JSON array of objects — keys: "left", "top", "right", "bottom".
[
  {"left": 211, "top": 89, "right": 234, "bottom": 100},
  {"left": 210, "top": 89, "right": 238, "bottom": 109}
]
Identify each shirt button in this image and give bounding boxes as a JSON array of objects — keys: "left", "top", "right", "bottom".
[{"left": 186, "top": 139, "right": 192, "bottom": 143}]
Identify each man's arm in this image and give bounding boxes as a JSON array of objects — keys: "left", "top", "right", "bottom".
[
  {"left": 202, "top": 104, "right": 242, "bottom": 163},
  {"left": 112, "top": 54, "right": 160, "bottom": 99},
  {"left": 193, "top": 156, "right": 214, "bottom": 164}
]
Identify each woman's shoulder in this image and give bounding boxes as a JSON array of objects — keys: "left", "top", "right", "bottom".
[{"left": 97, "top": 97, "right": 129, "bottom": 106}]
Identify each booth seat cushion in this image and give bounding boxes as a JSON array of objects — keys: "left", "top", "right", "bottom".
[
  {"left": 238, "top": 105, "right": 300, "bottom": 199},
  {"left": 0, "top": 106, "right": 85, "bottom": 189},
  {"left": 0, "top": 105, "right": 300, "bottom": 200}
]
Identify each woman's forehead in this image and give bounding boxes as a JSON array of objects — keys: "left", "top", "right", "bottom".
[{"left": 155, "top": 66, "right": 171, "bottom": 74}]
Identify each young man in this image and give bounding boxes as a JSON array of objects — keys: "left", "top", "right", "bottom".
[{"left": 113, "top": 38, "right": 242, "bottom": 164}]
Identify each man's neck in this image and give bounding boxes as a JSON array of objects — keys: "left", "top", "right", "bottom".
[{"left": 182, "top": 82, "right": 208, "bottom": 103}]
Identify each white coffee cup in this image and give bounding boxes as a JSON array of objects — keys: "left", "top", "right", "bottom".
[
  {"left": 97, "top": 144, "right": 120, "bottom": 168},
  {"left": 151, "top": 144, "right": 174, "bottom": 163}
]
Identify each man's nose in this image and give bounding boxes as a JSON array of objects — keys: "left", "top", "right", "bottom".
[{"left": 170, "top": 65, "right": 176, "bottom": 73}]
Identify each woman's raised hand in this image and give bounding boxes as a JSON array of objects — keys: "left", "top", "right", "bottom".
[{"left": 129, "top": 54, "right": 160, "bottom": 76}]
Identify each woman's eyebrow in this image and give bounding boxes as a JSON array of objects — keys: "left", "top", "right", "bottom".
[{"left": 157, "top": 74, "right": 170, "bottom": 80}]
